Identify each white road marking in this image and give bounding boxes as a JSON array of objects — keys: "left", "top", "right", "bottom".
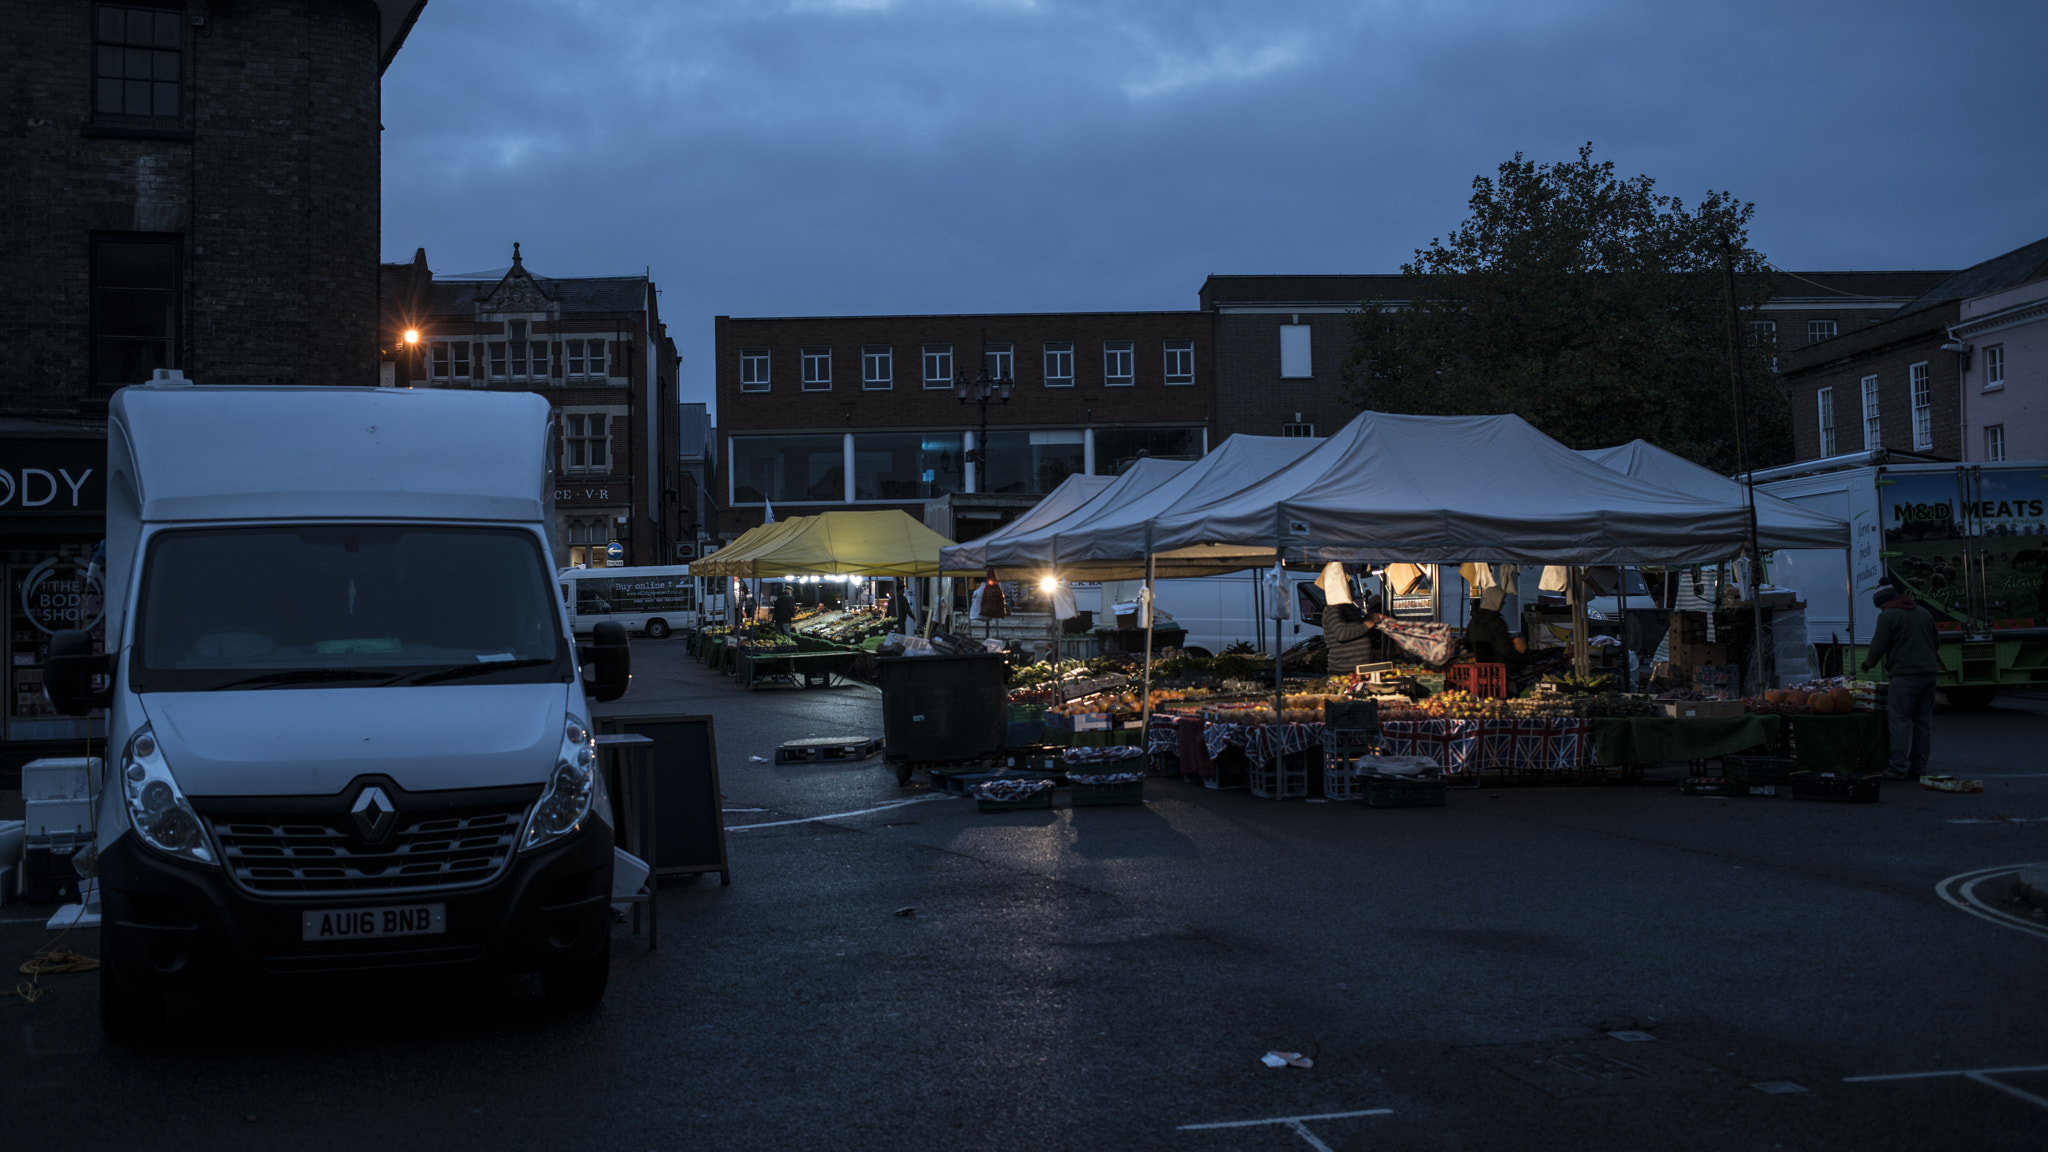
[
  {"left": 724, "top": 794, "right": 950, "bottom": 832},
  {"left": 1946, "top": 816, "right": 2048, "bottom": 824},
  {"left": 1845, "top": 1063, "right": 2048, "bottom": 1113},
  {"left": 1179, "top": 1108, "right": 1393, "bottom": 1150},
  {"left": 1934, "top": 864, "right": 2048, "bottom": 941}
]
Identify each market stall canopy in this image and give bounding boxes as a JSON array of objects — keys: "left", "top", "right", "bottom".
[
  {"left": 692, "top": 510, "right": 975, "bottom": 578},
  {"left": 1579, "top": 440, "right": 1849, "bottom": 550},
  {"left": 993, "top": 434, "right": 1327, "bottom": 579},
  {"left": 1146, "top": 412, "right": 1757, "bottom": 565},
  {"left": 936, "top": 472, "right": 1115, "bottom": 573},
  {"left": 940, "top": 459, "right": 1188, "bottom": 577},
  {"left": 690, "top": 516, "right": 813, "bottom": 577}
]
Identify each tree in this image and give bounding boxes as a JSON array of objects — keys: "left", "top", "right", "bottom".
[{"left": 1342, "top": 144, "right": 1790, "bottom": 473}]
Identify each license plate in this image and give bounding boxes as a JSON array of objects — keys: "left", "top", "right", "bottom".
[{"left": 302, "top": 903, "right": 446, "bottom": 942}]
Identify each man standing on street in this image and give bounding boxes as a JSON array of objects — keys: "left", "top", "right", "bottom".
[
  {"left": 772, "top": 584, "right": 796, "bottom": 634},
  {"left": 1860, "top": 582, "right": 1939, "bottom": 779}
]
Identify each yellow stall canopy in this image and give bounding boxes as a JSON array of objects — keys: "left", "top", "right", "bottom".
[{"left": 692, "top": 510, "right": 979, "bottom": 578}]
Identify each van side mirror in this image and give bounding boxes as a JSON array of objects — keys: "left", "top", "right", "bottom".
[
  {"left": 580, "top": 620, "right": 631, "bottom": 702},
  {"left": 45, "top": 629, "right": 113, "bottom": 715}
]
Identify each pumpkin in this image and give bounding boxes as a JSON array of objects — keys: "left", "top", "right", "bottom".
[
  {"left": 1829, "top": 687, "right": 1854, "bottom": 713},
  {"left": 1809, "top": 692, "right": 1836, "bottom": 715},
  {"left": 1764, "top": 689, "right": 1787, "bottom": 704}
]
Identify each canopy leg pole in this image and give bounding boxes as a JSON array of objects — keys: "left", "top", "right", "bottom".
[
  {"left": 1619, "top": 569, "right": 1630, "bottom": 691},
  {"left": 1751, "top": 553, "right": 1769, "bottom": 695},
  {"left": 1843, "top": 547, "right": 1856, "bottom": 676},
  {"left": 1140, "top": 553, "right": 1157, "bottom": 733},
  {"left": 1571, "top": 566, "right": 1591, "bottom": 683}
]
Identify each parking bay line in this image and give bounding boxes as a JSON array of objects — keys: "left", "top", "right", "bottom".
[
  {"left": 1934, "top": 864, "right": 2048, "bottom": 941},
  {"left": 724, "top": 794, "right": 951, "bottom": 832},
  {"left": 1178, "top": 1108, "right": 1393, "bottom": 1152},
  {"left": 1845, "top": 1064, "right": 2048, "bottom": 1113}
]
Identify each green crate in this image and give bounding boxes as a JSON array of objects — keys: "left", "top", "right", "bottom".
[
  {"left": 976, "top": 791, "right": 1053, "bottom": 811},
  {"left": 1071, "top": 780, "right": 1145, "bottom": 807},
  {"left": 1723, "top": 755, "right": 1797, "bottom": 786},
  {"left": 1006, "top": 702, "right": 1048, "bottom": 724},
  {"left": 1790, "top": 772, "right": 1881, "bottom": 803},
  {"left": 1364, "top": 778, "right": 1447, "bottom": 808}
]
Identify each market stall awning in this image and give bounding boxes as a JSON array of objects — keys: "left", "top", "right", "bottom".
[
  {"left": 940, "top": 458, "right": 1189, "bottom": 577},
  {"left": 936, "top": 472, "right": 1116, "bottom": 573},
  {"left": 692, "top": 510, "right": 974, "bottom": 578},
  {"left": 1145, "top": 412, "right": 1756, "bottom": 565},
  {"left": 1579, "top": 440, "right": 1849, "bottom": 550}
]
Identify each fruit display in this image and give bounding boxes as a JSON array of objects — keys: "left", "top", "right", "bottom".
[{"left": 1748, "top": 678, "right": 1878, "bottom": 715}]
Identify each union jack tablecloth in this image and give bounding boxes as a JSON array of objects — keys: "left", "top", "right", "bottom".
[
  {"left": 1202, "top": 721, "right": 1325, "bottom": 770},
  {"left": 1377, "top": 718, "right": 1592, "bottom": 775}
]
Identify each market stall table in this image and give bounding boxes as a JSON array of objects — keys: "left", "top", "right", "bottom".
[
  {"left": 1781, "top": 711, "right": 1889, "bottom": 775},
  {"left": 1591, "top": 714, "right": 1781, "bottom": 767}
]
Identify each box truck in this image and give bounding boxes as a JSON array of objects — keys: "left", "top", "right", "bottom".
[
  {"left": 43, "top": 379, "right": 632, "bottom": 1041},
  {"left": 1756, "top": 457, "right": 2048, "bottom": 706}
]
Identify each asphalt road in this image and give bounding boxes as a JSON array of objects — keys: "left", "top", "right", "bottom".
[{"left": 5, "top": 643, "right": 2045, "bottom": 1151}]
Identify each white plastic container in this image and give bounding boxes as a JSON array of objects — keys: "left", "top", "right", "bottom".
[
  {"left": 611, "top": 847, "right": 650, "bottom": 913},
  {"left": 22, "top": 757, "right": 99, "bottom": 801},
  {"left": 24, "top": 796, "right": 92, "bottom": 840}
]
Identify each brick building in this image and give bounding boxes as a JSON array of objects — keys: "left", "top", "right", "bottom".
[
  {"left": 1952, "top": 256, "right": 2048, "bottom": 463},
  {"left": 0, "top": 0, "right": 423, "bottom": 771},
  {"left": 711, "top": 312, "right": 1213, "bottom": 540},
  {"left": 1783, "top": 239, "right": 2048, "bottom": 463},
  {"left": 380, "top": 245, "right": 686, "bottom": 569}
]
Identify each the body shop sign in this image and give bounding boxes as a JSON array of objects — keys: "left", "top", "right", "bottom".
[{"left": 0, "top": 439, "right": 104, "bottom": 516}]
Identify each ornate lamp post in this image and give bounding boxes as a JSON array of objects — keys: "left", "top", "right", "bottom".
[{"left": 954, "top": 366, "right": 1014, "bottom": 493}]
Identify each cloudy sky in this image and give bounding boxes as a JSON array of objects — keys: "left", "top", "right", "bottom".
[{"left": 380, "top": 0, "right": 2048, "bottom": 410}]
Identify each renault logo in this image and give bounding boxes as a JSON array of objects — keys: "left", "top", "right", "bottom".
[{"left": 350, "top": 785, "right": 397, "bottom": 843}]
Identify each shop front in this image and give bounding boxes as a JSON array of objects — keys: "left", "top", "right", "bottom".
[{"left": 2, "top": 435, "right": 108, "bottom": 778}]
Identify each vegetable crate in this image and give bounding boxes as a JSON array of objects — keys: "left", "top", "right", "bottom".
[
  {"left": 1364, "top": 777, "right": 1448, "bottom": 808},
  {"left": 1444, "top": 663, "right": 1508, "bottom": 699},
  {"left": 1320, "top": 745, "right": 1381, "bottom": 800},
  {"left": 1071, "top": 780, "right": 1145, "bottom": 807},
  {"left": 1791, "top": 773, "right": 1882, "bottom": 803},
  {"left": 1722, "top": 755, "right": 1797, "bottom": 786}
]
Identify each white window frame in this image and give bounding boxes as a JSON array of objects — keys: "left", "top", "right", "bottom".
[
  {"left": 1043, "top": 342, "right": 1074, "bottom": 387},
  {"left": 1860, "top": 374, "right": 1881, "bottom": 451},
  {"left": 1103, "top": 340, "right": 1134, "bottom": 387},
  {"left": 1282, "top": 422, "right": 1315, "bottom": 438},
  {"left": 862, "top": 345, "right": 892, "bottom": 390},
  {"left": 585, "top": 338, "right": 607, "bottom": 379},
  {"left": 1909, "top": 362, "right": 1932, "bottom": 451},
  {"left": 1986, "top": 424, "right": 2005, "bottom": 462},
  {"left": 1164, "top": 340, "right": 1195, "bottom": 386},
  {"left": 1808, "top": 319, "right": 1837, "bottom": 344},
  {"left": 922, "top": 344, "right": 953, "bottom": 390},
  {"left": 451, "top": 341, "right": 470, "bottom": 381},
  {"left": 801, "top": 346, "right": 832, "bottom": 392},
  {"left": 488, "top": 341, "right": 507, "bottom": 379},
  {"left": 1816, "top": 387, "right": 1836, "bottom": 457},
  {"left": 1984, "top": 344, "right": 2004, "bottom": 391},
  {"left": 984, "top": 343, "right": 1014, "bottom": 383},
  {"left": 561, "top": 411, "right": 612, "bottom": 474},
  {"left": 739, "top": 348, "right": 770, "bottom": 393}
]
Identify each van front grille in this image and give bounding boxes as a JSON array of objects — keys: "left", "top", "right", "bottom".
[{"left": 207, "top": 803, "right": 529, "bottom": 896}]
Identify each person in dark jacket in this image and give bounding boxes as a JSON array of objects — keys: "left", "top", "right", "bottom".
[
  {"left": 1323, "top": 602, "right": 1377, "bottom": 674},
  {"left": 1860, "top": 582, "right": 1939, "bottom": 778},
  {"left": 771, "top": 585, "right": 796, "bottom": 633},
  {"left": 1464, "top": 604, "right": 1526, "bottom": 667}
]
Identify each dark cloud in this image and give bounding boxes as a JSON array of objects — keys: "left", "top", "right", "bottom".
[{"left": 380, "top": 0, "right": 2048, "bottom": 409}]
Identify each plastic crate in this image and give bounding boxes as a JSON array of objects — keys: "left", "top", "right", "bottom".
[
  {"left": 1322, "top": 699, "right": 1380, "bottom": 734},
  {"left": 1791, "top": 773, "right": 1882, "bottom": 803},
  {"left": 1248, "top": 751, "right": 1310, "bottom": 799},
  {"left": 1320, "top": 727, "right": 1379, "bottom": 751},
  {"left": 976, "top": 791, "right": 1054, "bottom": 811},
  {"left": 1364, "top": 778, "right": 1447, "bottom": 808},
  {"left": 1722, "top": 755, "right": 1797, "bottom": 786},
  {"left": 1071, "top": 780, "right": 1144, "bottom": 807},
  {"left": 1445, "top": 663, "right": 1508, "bottom": 699}
]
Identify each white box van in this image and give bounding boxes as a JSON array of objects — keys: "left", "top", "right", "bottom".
[
  {"left": 559, "top": 564, "right": 697, "bottom": 639},
  {"left": 43, "top": 381, "right": 632, "bottom": 1041}
]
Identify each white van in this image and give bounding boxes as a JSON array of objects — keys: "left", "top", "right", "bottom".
[
  {"left": 1097, "top": 571, "right": 1338, "bottom": 656},
  {"left": 43, "top": 381, "right": 632, "bottom": 1041},
  {"left": 559, "top": 564, "right": 696, "bottom": 639}
]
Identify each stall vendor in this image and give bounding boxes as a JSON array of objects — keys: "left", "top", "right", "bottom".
[
  {"left": 1318, "top": 562, "right": 1381, "bottom": 673},
  {"left": 1465, "top": 586, "right": 1527, "bottom": 666}
]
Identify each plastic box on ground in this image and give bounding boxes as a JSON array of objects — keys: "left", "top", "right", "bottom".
[
  {"left": 24, "top": 796, "right": 91, "bottom": 839},
  {"left": 1364, "top": 778, "right": 1447, "bottom": 808},
  {"left": 1791, "top": 773, "right": 1881, "bottom": 803},
  {"left": 1722, "top": 755, "right": 1797, "bottom": 786},
  {"left": 23, "top": 757, "right": 99, "bottom": 801}
]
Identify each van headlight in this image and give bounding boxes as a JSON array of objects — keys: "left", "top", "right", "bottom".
[
  {"left": 120, "top": 725, "right": 217, "bottom": 867},
  {"left": 522, "top": 715, "right": 599, "bottom": 852}
]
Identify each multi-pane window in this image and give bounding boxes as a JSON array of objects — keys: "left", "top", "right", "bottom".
[
  {"left": 1816, "top": 387, "right": 1836, "bottom": 457},
  {"left": 1043, "top": 342, "right": 1074, "bottom": 387},
  {"left": 432, "top": 343, "right": 451, "bottom": 380},
  {"left": 565, "top": 339, "right": 608, "bottom": 378},
  {"left": 1748, "top": 320, "right": 1777, "bottom": 345},
  {"left": 1986, "top": 424, "right": 2006, "bottom": 462},
  {"left": 923, "top": 344, "right": 953, "bottom": 389},
  {"left": 510, "top": 340, "right": 529, "bottom": 378},
  {"left": 564, "top": 413, "right": 608, "bottom": 472},
  {"left": 1861, "top": 374, "right": 1881, "bottom": 450},
  {"left": 739, "top": 348, "right": 770, "bottom": 392},
  {"left": 862, "top": 346, "right": 892, "bottom": 390},
  {"left": 95, "top": 6, "right": 181, "bottom": 119},
  {"left": 1164, "top": 340, "right": 1195, "bottom": 385},
  {"left": 1984, "top": 344, "right": 2004, "bottom": 390},
  {"left": 1910, "top": 362, "right": 1932, "bottom": 451},
  {"left": 1103, "top": 341, "right": 1134, "bottom": 386},
  {"left": 1808, "top": 319, "right": 1837, "bottom": 344},
  {"left": 984, "top": 343, "right": 1014, "bottom": 382},
  {"left": 1282, "top": 422, "right": 1315, "bottom": 438},
  {"left": 801, "top": 347, "right": 832, "bottom": 391},
  {"left": 432, "top": 341, "right": 471, "bottom": 382},
  {"left": 91, "top": 234, "right": 179, "bottom": 386}
]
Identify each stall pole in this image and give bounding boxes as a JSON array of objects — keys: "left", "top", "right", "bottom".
[
  {"left": 1140, "top": 552, "right": 1157, "bottom": 733},
  {"left": 1843, "top": 549, "right": 1856, "bottom": 675},
  {"left": 1618, "top": 568, "right": 1630, "bottom": 690},
  {"left": 1722, "top": 240, "right": 1770, "bottom": 693},
  {"left": 1570, "top": 566, "right": 1592, "bottom": 683}
]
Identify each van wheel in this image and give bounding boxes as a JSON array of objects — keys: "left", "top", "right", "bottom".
[
  {"left": 99, "top": 949, "right": 163, "bottom": 1044},
  {"left": 1943, "top": 686, "right": 1996, "bottom": 710},
  {"left": 644, "top": 619, "right": 670, "bottom": 640},
  {"left": 542, "top": 937, "right": 610, "bottom": 1011}
]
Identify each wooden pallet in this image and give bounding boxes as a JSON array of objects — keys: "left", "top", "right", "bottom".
[{"left": 774, "top": 735, "right": 884, "bottom": 764}]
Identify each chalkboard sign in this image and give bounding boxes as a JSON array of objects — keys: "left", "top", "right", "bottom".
[{"left": 599, "top": 714, "right": 730, "bottom": 885}]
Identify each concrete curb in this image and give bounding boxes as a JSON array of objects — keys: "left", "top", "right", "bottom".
[{"left": 2019, "top": 864, "right": 2048, "bottom": 911}]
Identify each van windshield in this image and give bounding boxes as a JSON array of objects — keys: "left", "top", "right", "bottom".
[{"left": 134, "top": 526, "right": 570, "bottom": 692}]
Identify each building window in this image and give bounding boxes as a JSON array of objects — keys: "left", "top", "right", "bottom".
[
  {"left": 923, "top": 344, "right": 953, "bottom": 389},
  {"left": 862, "top": 346, "right": 892, "bottom": 390},
  {"left": 1103, "top": 341, "right": 1134, "bottom": 386},
  {"left": 1910, "top": 362, "right": 1932, "bottom": 451},
  {"left": 1985, "top": 424, "right": 2005, "bottom": 462},
  {"left": 563, "top": 413, "right": 609, "bottom": 473},
  {"left": 1808, "top": 319, "right": 1837, "bottom": 344},
  {"left": 853, "top": 432, "right": 965, "bottom": 499},
  {"left": 1860, "top": 374, "right": 1881, "bottom": 450},
  {"left": 431, "top": 343, "right": 451, "bottom": 380},
  {"left": 1750, "top": 320, "right": 1778, "bottom": 370},
  {"left": 981, "top": 430, "right": 1085, "bottom": 494},
  {"left": 510, "top": 340, "right": 529, "bottom": 378},
  {"left": 1043, "top": 342, "right": 1074, "bottom": 387},
  {"left": 1164, "top": 340, "right": 1195, "bottom": 386},
  {"left": 802, "top": 346, "right": 832, "bottom": 391},
  {"left": 1984, "top": 344, "right": 2004, "bottom": 390},
  {"left": 566, "top": 338, "right": 609, "bottom": 379},
  {"left": 488, "top": 342, "right": 507, "bottom": 379},
  {"left": 730, "top": 435, "right": 846, "bottom": 503},
  {"left": 91, "top": 234, "right": 179, "bottom": 387},
  {"left": 739, "top": 348, "right": 770, "bottom": 393},
  {"left": 451, "top": 342, "right": 471, "bottom": 380},
  {"left": 1282, "top": 422, "right": 1315, "bottom": 438},
  {"left": 95, "top": 5, "right": 181, "bottom": 119},
  {"left": 1816, "top": 387, "right": 1835, "bottom": 457},
  {"left": 1094, "top": 428, "right": 1202, "bottom": 473},
  {"left": 1280, "top": 324, "right": 1312, "bottom": 378},
  {"left": 984, "top": 342, "right": 1014, "bottom": 382}
]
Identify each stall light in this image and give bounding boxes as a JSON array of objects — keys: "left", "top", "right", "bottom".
[{"left": 1039, "top": 576, "right": 1059, "bottom": 593}]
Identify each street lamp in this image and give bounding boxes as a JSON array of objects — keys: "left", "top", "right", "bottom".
[{"left": 954, "top": 367, "right": 1013, "bottom": 492}]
